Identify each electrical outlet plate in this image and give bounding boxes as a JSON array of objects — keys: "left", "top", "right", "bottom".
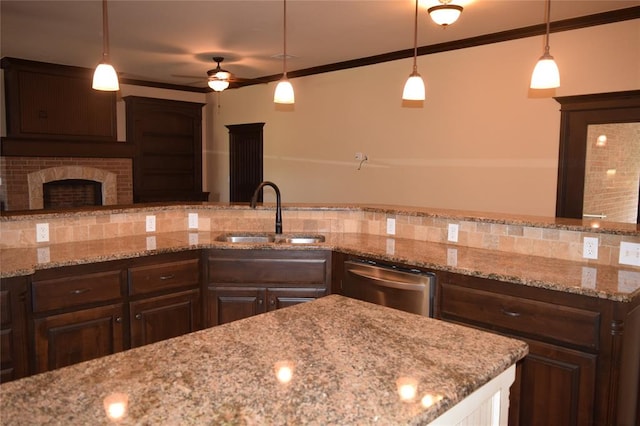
[
  {"left": 145, "top": 215, "right": 156, "bottom": 232},
  {"left": 188, "top": 213, "right": 199, "bottom": 229},
  {"left": 581, "top": 266, "right": 597, "bottom": 289},
  {"left": 583, "top": 236, "right": 599, "bottom": 260},
  {"left": 36, "top": 223, "right": 49, "bottom": 243},
  {"left": 619, "top": 241, "right": 640, "bottom": 266},
  {"left": 448, "top": 223, "right": 459, "bottom": 242},
  {"left": 386, "top": 218, "right": 396, "bottom": 235}
]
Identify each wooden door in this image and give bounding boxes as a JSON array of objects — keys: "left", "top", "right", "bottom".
[
  {"left": 266, "top": 287, "right": 327, "bottom": 311},
  {"left": 510, "top": 339, "right": 597, "bottom": 426},
  {"left": 226, "top": 123, "right": 264, "bottom": 202},
  {"left": 129, "top": 289, "right": 200, "bottom": 348},
  {"left": 33, "top": 304, "right": 125, "bottom": 373},
  {"left": 206, "top": 286, "right": 266, "bottom": 327}
]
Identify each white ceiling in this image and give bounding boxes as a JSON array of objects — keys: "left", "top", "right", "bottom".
[{"left": 1, "top": 0, "right": 638, "bottom": 89}]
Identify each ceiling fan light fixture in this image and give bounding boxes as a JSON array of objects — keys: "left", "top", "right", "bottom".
[
  {"left": 208, "top": 78, "right": 230, "bottom": 92},
  {"left": 428, "top": 2, "right": 463, "bottom": 27},
  {"left": 274, "top": 0, "right": 295, "bottom": 105},
  {"left": 530, "top": 0, "right": 560, "bottom": 89},
  {"left": 403, "top": 0, "right": 425, "bottom": 101},
  {"left": 92, "top": 0, "right": 119, "bottom": 91}
]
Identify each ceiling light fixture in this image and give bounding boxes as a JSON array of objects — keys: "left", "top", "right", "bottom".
[
  {"left": 92, "top": 0, "right": 119, "bottom": 91},
  {"left": 428, "top": 0, "right": 463, "bottom": 27},
  {"left": 207, "top": 57, "right": 231, "bottom": 92},
  {"left": 530, "top": 0, "right": 560, "bottom": 89},
  {"left": 402, "top": 0, "right": 425, "bottom": 101},
  {"left": 274, "top": 0, "right": 294, "bottom": 104}
]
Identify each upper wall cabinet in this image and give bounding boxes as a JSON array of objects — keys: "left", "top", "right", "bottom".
[{"left": 1, "top": 57, "right": 117, "bottom": 141}]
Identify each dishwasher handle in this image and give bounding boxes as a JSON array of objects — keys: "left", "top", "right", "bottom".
[{"left": 346, "top": 267, "right": 428, "bottom": 292}]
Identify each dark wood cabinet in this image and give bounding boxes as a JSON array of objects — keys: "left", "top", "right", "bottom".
[
  {"left": 28, "top": 251, "right": 203, "bottom": 375},
  {"left": 33, "top": 303, "right": 125, "bottom": 373},
  {"left": 129, "top": 289, "right": 200, "bottom": 348},
  {"left": 0, "top": 276, "right": 30, "bottom": 383},
  {"left": 1, "top": 57, "right": 117, "bottom": 141},
  {"left": 435, "top": 271, "right": 640, "bottom": 426},
  {"left": 206, "top": 250, "right": 331, "bottom": 327},
  {"left": 124, "top": 96, "right": 206, "bottom": 202}
]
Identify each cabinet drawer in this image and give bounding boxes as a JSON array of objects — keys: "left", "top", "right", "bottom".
[
  {"left": 440, "top": 283, "right": 601, "bottom": 350},
  {"left": 129, "top": 259, "right": 200, "bottom": 296},
  {"left": 32, "top": 270, "right": 123, "bottom": 313}
]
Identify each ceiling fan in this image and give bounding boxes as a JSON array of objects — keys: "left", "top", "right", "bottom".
[{"left": 206, "top": 56, "right": 233, "bottom": 92}]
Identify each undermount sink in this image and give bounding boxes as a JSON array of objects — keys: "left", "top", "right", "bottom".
[
  {"left": 216, "top": 233, "right": 275, "bottom": 243},
  {"left": 280, "top": 235, "right": 326, "bottom": 244},
  {"left": 216, "top": 233, "right": 325, "bottom": 244}
]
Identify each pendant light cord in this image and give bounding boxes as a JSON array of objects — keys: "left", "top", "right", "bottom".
[
  {"left": 543, "top": 0, "right": 551, "bottom": 55},
  {"left": 282, "top": 0, "right": 288, "bottom": 77},
  {"left": 102, "top": 0, "right": 110, "bottom": 61},
  {"left": 412, "top": 0, "right": 418, "bottom": 73}
]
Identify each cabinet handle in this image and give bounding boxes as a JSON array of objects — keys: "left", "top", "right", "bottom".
[
  {"left": 70, "top": 288, "right": 90, "bottom": 295},
  {"left": 135, "top": 314, "right": 143, "bottom": 320},
  {"left": 270, "top": 298, "right": 275, "bottom": 305},
  {"left": 159, "top": 274, "right": 175, "bottom": 280},
  {"left": 115, "top": 317, "right": 122, "bottom": 323},
  {"left": 258, "top": 299, "right": 263, "bottom": 305},
  {"left": 501, "top": 308, "right": 521, "bottom": 318}
]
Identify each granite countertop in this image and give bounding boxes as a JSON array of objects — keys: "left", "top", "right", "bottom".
[
  {"left": 2, "top": 231, "right": 639, "bottom": 302},
  {"left": 0, "top": 295, "right": 528, "bottom": 425}
]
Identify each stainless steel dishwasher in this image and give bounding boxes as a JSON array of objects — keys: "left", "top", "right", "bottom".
[{"left": 342, "top": 259, "right": 435, "bottom": 317}]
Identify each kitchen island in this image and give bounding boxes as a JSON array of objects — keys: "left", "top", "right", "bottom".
[{"left": 0, "top": 295, "right": 528, "bottom": 425}]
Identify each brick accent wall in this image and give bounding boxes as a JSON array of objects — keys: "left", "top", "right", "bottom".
[{"left": 0, "top": 157, "right": 133, "bottom": 211}]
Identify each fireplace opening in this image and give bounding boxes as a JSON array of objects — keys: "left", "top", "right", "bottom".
[{"left": 43, "top": 179, "right": 103, "bottom": 209}]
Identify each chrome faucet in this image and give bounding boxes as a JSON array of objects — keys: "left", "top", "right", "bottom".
[{"left": 250, "top": 181, "right": 282, "bottom": 234}]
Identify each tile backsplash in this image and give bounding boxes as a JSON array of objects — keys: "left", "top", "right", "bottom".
[{"left": 1, "top": 205, "right": 638, "bottom": 268}]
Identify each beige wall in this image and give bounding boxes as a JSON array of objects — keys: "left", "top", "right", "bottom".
[{"left": 206, "top": 20, "right": 640, "bottom": 216}]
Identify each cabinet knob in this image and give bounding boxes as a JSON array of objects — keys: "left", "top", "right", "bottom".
[
  {"left": 135, "top": 313, "right": 143, "bottom": 320},
  {"left": 115, "top": 317, "right": 122, "bottom": 323},
  {"left": 270, "top": 298, "right": 275, "bottom": 305},
  {"left": 258, "top": 299, "right": 263, "bottom": 305}
]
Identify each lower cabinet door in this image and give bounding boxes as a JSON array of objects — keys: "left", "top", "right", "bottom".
[
  {"left": 511, "top": 338, "right": 597, "bottom": 426},
  {"left": 33, "top": 304, "right": 125, "bottom": 373},
  {"left": 129, "top": 289, "right": 200, "bottom": 348},
  {"left": 207, "top": 287, "right": 266, "bottom": 327},
  {"left": 266, "top": 287, "right": 326, "bottom": 311}
]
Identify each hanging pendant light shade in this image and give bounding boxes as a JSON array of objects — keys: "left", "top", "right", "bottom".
[
  {"left": 530, "top": 0, "right": 560, "bottom": 89},
  {"left": 428, "top": 1, "right": 463, "bottom": 27},
  {"left": 274, "top": 0, "right": 294, "bottom": 104},
  {"left": 92, "top": 0, "right": 119, "bottom": 91},
  {"left": 403, "top": 0, "right": 425, "bottom": 101}
]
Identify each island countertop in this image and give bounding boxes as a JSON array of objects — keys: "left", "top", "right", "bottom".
[{"left": 0, "top": 295, "right": 528, "bottom": 425}]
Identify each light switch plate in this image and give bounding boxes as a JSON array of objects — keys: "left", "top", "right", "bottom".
[
  {"left": 386, "top": 218, "right": 396, "bottom": 235},
  {"left": 619, "top": 241, "right": 640, "bottom": 266},
  {"left": 145, "top": 215, "right": 156, "bottom": 232},
  {"left": 447, "top": 223, "right": 459, "bottom": 242},
  {"left": 188, "top": 213, "right": 199, "bottom": 229}
]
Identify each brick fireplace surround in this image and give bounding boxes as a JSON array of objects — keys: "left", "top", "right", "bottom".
[{"left": 1, "top": 157, "right": 133, "bottom": 211}]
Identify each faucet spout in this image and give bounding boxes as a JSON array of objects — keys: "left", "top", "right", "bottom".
[{"left": 250, "top": 181, "right": 282, "bottom": 234}]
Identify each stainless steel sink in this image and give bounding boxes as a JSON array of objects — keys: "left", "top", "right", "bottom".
[
  {"left": 216, "top": 233, "right": 325, "bottom": 244},
  {"left": 216, "top": 233, "right": 275, "bottom": 243},
  {"left": 279, "top": 235, "right": 326, "bottom": 244}
]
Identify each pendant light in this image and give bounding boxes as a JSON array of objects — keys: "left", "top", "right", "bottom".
[
  {"left": 530, "top": 0, "right": 560, "bottom": 89},
  {"left": 402, "top": 0, "right": 425, "bottom": 101},
  {"left": 428, "top": 0, "right": 463, "bottom": 27},
  {"left": 92, "top": 0, "right": 119, "bottom": 91},
  {"left": 274, "top": 0, "right": 294, "bottom": 104}
]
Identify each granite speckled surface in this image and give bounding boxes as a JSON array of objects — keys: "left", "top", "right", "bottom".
[
  {"left": 2, "top": 231, "right": 639, "bottom": 302},
  {"left": 0, "top": 295, "right": 528, "bottom": 425}
]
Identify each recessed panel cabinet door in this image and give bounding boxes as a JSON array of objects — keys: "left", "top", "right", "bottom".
[
  {"left": 34, "top": 304, "right": 124, "bottom": 373},
  {"left": 207, "top": 287, "right": 265, "bottom": 327},
  {"left": 267, "top": 288, "right": 327, "bottom": 311},
  {"left": 129, "top": 289, "right": 200, "bottom": 348}
]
